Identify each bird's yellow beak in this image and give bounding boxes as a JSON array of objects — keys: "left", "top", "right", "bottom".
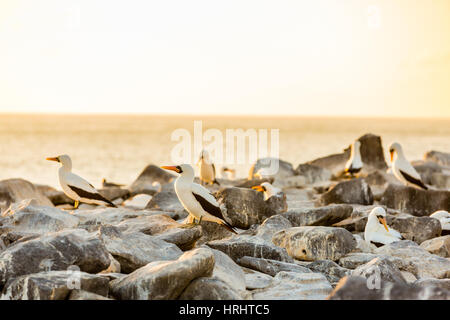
[
  {"left": 390, "top": 150, "right": 394, "bottom": 162},
  {"left": 46, "top": 157, "right": 59, "bottom": 162},
  {"left": 379, "top": 217, "right": 389, "bottom": 232},
  {"left": 252, "top": 185, "right": 264, "bottom": 192},
  {"left": 161, "top": 165, "right": 181, "bottom": 173}
]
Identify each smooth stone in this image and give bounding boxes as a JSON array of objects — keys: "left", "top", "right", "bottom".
[
  {"left": 236, "top": 256, "right": 311, "bottom": 277},
  {"left": 419, "top": 235, "right": 450, "bottom": 258},
  {"left": 129, "top": 164, "right": 175, "bottom": 196},
  {"left": 248, "top": 158, "right": 295, "bottom": 180},
  {"left": 306, "top": 260, "right": 351, "bottom": 283},
  {"left": 109, "top": 248, "right": 215, "bottom": 300},
  {"left": 281, "top": 204, "right": 353, "bottom": 227},
  {"left": 295, "top": 164, "right": 332, "bottom": 185},
  {"left": 254, "top": 215, "right": 293, "bottom": 242},
  {"left": 318, "top": 178, "right": 373, "bottom": 206},
  {"left": 0, "top": 229, "right": 111, "bottom": 285},
  {"left": 352, "top": 257, "right": 407, "bottom": 285},
  {"left": 252, "top": 271, "right": 332, "bottom": 300},
  {"left": 178, "top": 277, "right": 243, "bottom": 300},
  {"left": 98, "top": 225, "right": 183, "bottom": 273},
  {"left": 424, "top": 150, "right": 450, "bottom": 167},
  {"left": 380, "top": 184, "right": 450, "bottom": 216},
  {"left": 272, "top": 226, "right": 356, "bottom": 261},
  {"left": 2, "top": 271, "right": 109, "bottom": 300},
  {"left": 145, "top": 183, "right": 188, "bottom": 216},
  {"left": 242, "top": 267, "right": 274, "bottom": 290},
  {"left": 122, "top": 194, "right": 153, "bottom": 209},
  {"left": 35, "top": 184, "right": 74, "bottom": 206},
  {"left": 0, "top": 178, "right": 53, "bottom": 208}
]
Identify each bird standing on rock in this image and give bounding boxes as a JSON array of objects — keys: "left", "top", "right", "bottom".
[
  {"left": 364, "top": 207, "right": 402, "bottom": 245},
  {"left": 389, "top": 142, "right": 428, "bottom": 190},
  {"left": 197, "top": 149, "right": 220, "bottom": 186},
  {"left": 344, "top": 140, "right": 362, "bottom": 177},
  {"left": 46, "top": 155, "right": 117, "bottom": 209},
  {"left": 161, "top": 164, "right": 237, "bottom": 234}
]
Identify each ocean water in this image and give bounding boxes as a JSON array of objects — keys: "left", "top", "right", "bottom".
[{"left": 0, "top": 114, "right": 449, "bottom": 189}]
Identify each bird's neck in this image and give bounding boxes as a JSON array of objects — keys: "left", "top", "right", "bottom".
[
  {"left": 366, "top": 214, "right": 380, "bottom": 231},
  {"left": 59, "top": 164, "right": 72, "bottom": 173},
  {"left": 176, "top": 173, "right": 194, "bottom": 188},
  {"left": 351, "top": 145, "right": 361, "bottom": 160}
]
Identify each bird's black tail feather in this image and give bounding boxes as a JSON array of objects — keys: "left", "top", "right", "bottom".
[
  {"left": 221, "top": 221, "right": 237, "bottom": 234},
  {"left": 213, "top": 179, "right": 220, "bottom": 186}
]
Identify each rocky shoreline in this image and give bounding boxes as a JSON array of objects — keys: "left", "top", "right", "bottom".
[{"left": 0, "top": 133, "right": 449, "bottom": 300}]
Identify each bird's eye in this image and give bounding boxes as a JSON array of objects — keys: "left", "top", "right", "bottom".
[{"left": 176, "top": 166, "right": 182, "bottom": 173}]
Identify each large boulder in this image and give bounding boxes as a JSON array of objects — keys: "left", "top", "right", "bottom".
[
  {"left": 352, "top": 257, "right": 407, "bottom": 285},
  {"left": 236, "top": 256, "right": 311, "bottom": 277},
  {"left": 294, "top": 164, "right": 332, "bottom": 185},
  {"left": 307, "top": 134, "right": 388, "bottom": 176},
  {"left": 272, "top": 226, "right": 356, "bottom": 261},
  {"left": 380, "top": 184, "right": 450, "bottom": 216},
  {"left": 252, "top": 271, "right": 332, "bottom": 300},
  {"left": 412, "top": 161, "right": 444, "bottom": 185},
  {"left": 318, "top": 179, "right": 373, "bottom": 206},
  {"left": 281, "top": 204, "right": 353, "bottom": 227},
  {"left": 129, "top": 164, "right": 175, "bottom": 196},
  {"left": 248, "top": 158, "right": 295, "bottom": 180},
  {"left": 109, "top": 248, "right": 215, "bottom": 300},
  {"left": 215, "top": 187, "right": 286, "bottom": 229},
  {"left": 1, "top": 199, "right": 79, "bottom": 235},
  {"left": 208, "top": 248, "right": 246, "bottom": 293},
  {"left": 2, "top": 271, "right": 109, "bottom": 300},
  {"left": 424, "top": 150, "right": 450, "bottom": 167},
  {"left": 0, "top": 179, "right": 53, "bottom": 208},
  {"left": 98, "top": 226, "right": 183, "bottom": 273},
  {"left": 305, "top": 260, "right": 351, "bottom": 284},
  {"left": 327, "top": 276, "right": 450, "bottom": 300},
  {"left": 178, "top": 277, "right": 243, "bottom": 300},
  {"left": 375, "top": 240, "right": 450, "bottom": 279},
  {"left": 35, "top": 185, "right": 74, "bottom": 206},
  {"left": 145, "top": 184, "right": 187, "bottom": 216},
  {"left": 242, "top": 267, "right": 274, "bottom": 290},
  {"left": 0, "top": 229, "right": 111, "bottom": 285},
  {"left": 206, "top": 235, "right": 294, "bottom": 263},
  {"left": 419, "top": 235, "right": 450, "bottom": 258},
  {"left": 254, "top": 215, "right": 293, "bottom": 242}
]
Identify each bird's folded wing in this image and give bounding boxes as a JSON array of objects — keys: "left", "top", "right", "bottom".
[
  {"left": 66, "top": 172, "right": 100, "bottom": 195},
  {"left": 397, "top": 159, "right": 422, "bottom": 180},
  {"left": 387, "top": 227, "right": 402, "bottom": 239},
  {"left": 191, "top": 183, "right": 224, "bottom": 220}
]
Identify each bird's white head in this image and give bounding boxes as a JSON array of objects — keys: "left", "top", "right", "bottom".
[
  {"left": 252, "top": 182, "right": 278, "bottom": 199},
  {"left": 388, "top": 142, "right": 403, "bottom": 162},
  {"left": 369, "top": 207, "right": 389, "bottom": 231},
  {"left": 46, "top": 154, "right": 72, "bottom": 170},
  {"left": 161, "top": 164, "right": 194, "bottom": 178}
]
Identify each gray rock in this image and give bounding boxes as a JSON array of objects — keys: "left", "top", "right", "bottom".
[
  {"left": 295, "top": 164, "right": 332, "bottom": 185},
  {"left": 380, "top": 184, "right": 450, "bottom": 216},
  {"left": 306, "top": 260, "right": 351, "bottom": 283},
  {"left": 352, "top": 257, "right": 407, "bottom": 285},
  {"left": 0, "top": 178, "right": 53, "bottom": 208},
  {"left": 419, "top": 235, "right": 450, "bottom": 258},
  {"left": 2, "top": 270, "right": 109, "bottom": 300},
  {"left": 252, "top": 271, "right": 332, "bottom": 300},
  {"left": 248, "top": 158, "right": 295, "bottom": 180},
  {"left": 1, "top": 199, "right": 79, "bottom": 235},
  {"left": 413, "top": 278, "right": 450, "bottom": 291},
  {"left": 145, "top": 184, "right": 187, "bottom": 216},
  {"left": 129, "top": 164, "right": 176, "bottom": 196},
  {"left": 215, "top": 187, "right": 287, "bottom": 229},
  {"left": 99, "top": 226, "right": 183, "bottom": 273},
  {"left": 208, "top": 248, "right": 246, "bottom": 293},
  {"left": 0, "top": 229, "right": 111, "bottom": 285},
  {"left": 282, "top": 204, "right": 353, "bottom": 227},
  {"left": 242, "top": 267, "right": 273, "bottom": 290},
  {"left": 318, "top": 179, "right": 373, "bottom": 206},
  {"left": 178, "top": 277, "right": 243, "bottom": 300},
  {"left": 412, "top": 161, "right": 444, "bottom": 185},
  {"left": 431, "top": 172, "right": 450, "bottom": 189},
  {"left": 109, "top": 248, "right": 215, "bottom": 300},
  {"left": 35, "top": 185, "right": 74, "bottom": 206},
  {"left": 424, "top": 150, "right": 450, "bottom": 168},
  {"left": 255, "top": 215, "right": 293, "bottom": 242},
  {"left": 237, "top": 256, "right": 311, "bottom": 277},
  {"left": 69, "top": 290, "right": 113, "bottom": 300},
  {"left": 97, "top": 187, "right": 130, "bottom": 202},
  {"left": 207, "top": 235, "right": 294, "bottom": 263},
  {"left": 338, "top": 252, "right": 414, "bottom": 272},
  {"left": 375, "top": 240, "right": 450, "bottom": 279},
  {"left": 272, "top": 226, "right": 356, "bottom": 261},
  {"left": 328, "top": 276, "right": 450, "bottom": 300}
]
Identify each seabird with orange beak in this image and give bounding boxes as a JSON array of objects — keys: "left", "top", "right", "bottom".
[
  {"left": 46, "top": 154, "right": 117, "bottom": 209},
  {"left": 364, "top": 207, "right": 402, "bottom": 245},
  {"left": 252, "top": 182, "right": 281, "bottom": 201},
  {"left": 161, "top": 164, "right": 236, "bottom": 234}
]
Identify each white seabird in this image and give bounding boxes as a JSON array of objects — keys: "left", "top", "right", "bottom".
[
  {"left": 197, "top": 150, "right": 219, "bottom": 185},
  {"left": 252, "top": 182, "right": 282, "bottom": 201},
  {"left": 345, "top": 140, "right": 362, "bottom": 176},
  {"left": 161, "top": 164, "right": 236, "bottom": 233},
  {"left": 389, "top": 142, "right": 428, "bottom": 190},
  {"left": 430, "top": 210, "right": 450, "bottom": 231},
  {"left": 47, "top": 155, "right": 117, "bottom": 209},
  {"left": 364, "top": 207, "right": 402, "bottom": 245}
]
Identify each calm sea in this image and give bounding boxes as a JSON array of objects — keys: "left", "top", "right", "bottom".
[{"left": 0, "top": 114, "right": 449, "bottom": 189}]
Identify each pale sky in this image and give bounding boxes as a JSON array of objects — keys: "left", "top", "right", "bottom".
[{"left": 0, "top": 0, "right": 449, "bottom": 117}]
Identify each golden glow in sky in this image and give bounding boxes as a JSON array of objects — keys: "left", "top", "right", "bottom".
[{"left": 0, "top": 0, "right": 449, "bottom": 117}]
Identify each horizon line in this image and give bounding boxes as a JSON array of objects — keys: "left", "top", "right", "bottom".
[{"left": 0, "top": 111, "right": 450, "bottom": 121}]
